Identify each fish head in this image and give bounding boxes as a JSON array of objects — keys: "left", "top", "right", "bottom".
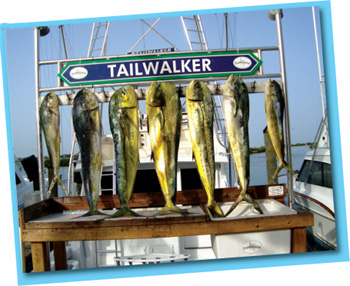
[
  {"left": 75, "top": 88, "right": 99, "bottom": 112},
  {"left": 271, "top": 80, "right": 282, "bottom": 96},
  {"left": 265, "top": 79, "right": 273, "bottom": 96},
  {"left": 186, "top": 80, "right": 205, "bottom": 101},
  {"left": 224, "top": 75, "right": 243, "bottom": 99},
  {"left": 146, "top": 81, "right": 165, "bottom": 107},
  {"left": 43, "top": 92, "right": 59, "bottom": 109},
  {"left": 112, "top": 86, "right": 138, "bottom": 109}
]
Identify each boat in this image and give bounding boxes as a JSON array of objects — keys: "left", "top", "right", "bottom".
[
  {"left": 20, "top": 8, "right": 318, "bottom": 272},
  {"left": 292, "top": 7, "right": 335, "bottom": 251},
  {"left": 15, "top": 155, "right": 42, "bottom": 209},
  {"left": 293, "top": 114, "right": 336, "bottom": 250}
]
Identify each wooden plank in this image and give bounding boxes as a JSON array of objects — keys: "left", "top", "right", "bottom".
[
  {"left": 31, "top": 242, "right": 50, "bottom": 272},
  {"left": 50, "top": 185, "right": 286, "bottom": 211},
  {"left": 291, "top": 227, "right": 307, "bottom": 253},
  {"left": 24, "top": 207, "right": 208, "bottom": 230},
  {"left": 21, "top": 212, "right": 313, "bottom": 242},
  {"left": 22, "top": 198, "right": 62, "bottom": 223},
  {"left": 53, "top": 242, "right": 67, "bottom": 270}
]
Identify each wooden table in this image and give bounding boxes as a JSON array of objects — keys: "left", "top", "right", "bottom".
[{"left": 19, "top": 185, "right": 313, "bottom": 272}]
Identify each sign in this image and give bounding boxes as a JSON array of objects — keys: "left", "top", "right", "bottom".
[
  {"left": 58, "top": 50, "right": 262, "bottom": 86},
  {"left": 127, "top": 47, "right": 176, "bottom": 55}
]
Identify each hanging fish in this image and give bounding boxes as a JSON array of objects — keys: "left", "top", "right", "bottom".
[
  {"left": 39, "top": 92, "right": 68, "bottom": 197},
  {"left": 109, "top": 86, "right": 139, "bottom": 217},
  {"left": 146, "top": 81, "right": 182, "bottom": 216},
  {"left": 72, "top": 88, "right": 105, "bottom": 216},
  {"left": 265, "top": 79, "right": 298, "bottom": 182},
  {"left": 186, "top": 80, "right": 224, "bottom": 218},
  {"left": 223, "top": 75, "right": 262, "bottom": 216}
]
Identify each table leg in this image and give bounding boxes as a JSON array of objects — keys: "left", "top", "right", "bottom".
[
  {"left": 31, "top": 242, "right": 50, "bottom": 272},
  {"left": 53, "top": 241, "right": 67, "bottom": 270},
  {"left": 291, "top": 227, "right": 307, "bottom": 253}
]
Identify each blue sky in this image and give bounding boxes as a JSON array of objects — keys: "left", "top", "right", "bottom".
[{"left": 4, "top": 5, "right": 325, "bottom": 158}]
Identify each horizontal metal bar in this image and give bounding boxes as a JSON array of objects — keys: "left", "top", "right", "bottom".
[
  {"left": 38, "top": 47, "right": 279, "bottom": 66},
  {"left": 43, "top": 79, "right": 281, "bottom": 106}
]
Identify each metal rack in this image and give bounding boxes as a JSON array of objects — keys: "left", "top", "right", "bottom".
[{"left": 34, "top": 9, "right": 294, "bottom": 207}]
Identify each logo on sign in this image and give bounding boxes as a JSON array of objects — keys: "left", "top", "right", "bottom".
[
  {"left": 233, "top": 56, "right": 252, "bottom": 69},
  {"left": 69, "top": 67, "right": 88, "bottom": 80},
  {"left": 241, "top": 241, "right": 262, "bottom": 254}
]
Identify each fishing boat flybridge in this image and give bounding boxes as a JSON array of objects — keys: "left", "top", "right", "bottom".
[{"left": 19, "top": 8, "right": 319, "bottom": 272}]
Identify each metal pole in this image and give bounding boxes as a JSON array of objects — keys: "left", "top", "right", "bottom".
[
  {"left": 224, "top": 13, "right": 228, "bottom": 50},
  {"left": 269, "top": 9, "right": 294, "bottom": 208},
  {"left": 34, "top": 27, "right": 46, "bottom": 201},
  {"left": 312, "top": 6, "right": 326, "bottom": 120},
  {"left": 59, "top": 25, "right": 68, "bottom": 59}
]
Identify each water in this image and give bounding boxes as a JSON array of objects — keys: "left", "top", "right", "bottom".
[
  {"left": 54, "top": 145, "right": 311, "bottom": 197},
  {"left": 249, "top": 145, "right": 310, "bottom": 186}
]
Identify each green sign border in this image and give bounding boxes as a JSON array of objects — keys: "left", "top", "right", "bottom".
[{"left": 58, "top": 50, "right": 262, "bottom": 86}]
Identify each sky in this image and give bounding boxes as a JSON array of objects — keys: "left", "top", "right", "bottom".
[{"left": 3, "top": 5, "right": 325, "bottom": 158}]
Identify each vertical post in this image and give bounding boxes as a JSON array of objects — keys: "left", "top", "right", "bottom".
[
  {"left": 34, "top": 27, "right": 46, "bottom": 201},
  {"left": 53, "top": 242, "right": 67, "bottom": 270},
  {"left": 268, "top": 9, "right": 294, "bottom": 208},
  {"left": 291, "top": 228, "right": 307, "bottom": 253},
  {"left": 31, "top": 242, "right": 50, "bottom": 272},
  {"left": 224, "top": 13, "right": 228, "bottom": 50}
]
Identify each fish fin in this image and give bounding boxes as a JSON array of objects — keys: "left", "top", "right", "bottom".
[
  {"left": 48, "top": 175, "right": 70, "bottom": 197},
  {"left": 225, "top": 194, "right": 244, "bottom": 217},
  {"left": 56, "top": 175, "right": 69, "bottom": 196},
  {"left": 78, "top": 210, "right": 108, "bottom": 218},
  {"left": 232, "top": 97, "right": 238, "bottom": 117},
  {"left": 47, "top": 177, "right": 57, "bottom": 197},
  {"left": 207, "top": 201, "right": 224, "bottom": 218},
  {"left": 225, "top": 193, "right": 263, "bottom": 217},
  {"left": 282, "top": 161, "right": 299, "bottom": 180},
  {"left": 108, "top": 207, "right": 142, "bottom": 218},
  {"left": 157, "top": 109, "right": 165, "bottom": 129},
  {"left": 150, "top": 151, "right": 154, "bottom": 161},
  {"left": 272, "top": 163, "right": 283, "bottom": 183},
  {"left": 153, "top": 204, "right": 181, "bottom": 216}
]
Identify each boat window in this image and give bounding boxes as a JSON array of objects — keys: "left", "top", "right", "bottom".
[
  {"left": 133, "top": 169, "right": 162, "bottom": 193},
  {"left": 297, "top": 160, "right": 332, "bottom": 188},
  {"left": 181, "top": 168, "right": 203, "bottom": 190},
  {"left": 16, "top": 174, "right": 21, "bottom": 185}
]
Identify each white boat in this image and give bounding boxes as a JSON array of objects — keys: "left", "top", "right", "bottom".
[
  {"left": 15, "top": 155, "right": 42, "bottom": 209},
  {"left": 293, "top": 115, "right": 336, "bottom": 250}
]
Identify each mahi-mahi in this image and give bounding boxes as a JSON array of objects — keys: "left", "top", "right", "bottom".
[
  {"left": 146, "top": 81, "right": 182, "bottom": 216},
  {"left": 265, "top": 79, "right": 298, "bottom": 182},
  {"left": 186, "top": 80, "right": 224, "bottom": 218},
  {"left": 223, "top": 75, "right": 263, "bottom": 216},
  {"left": 109, "top": 86, "right": 139, "bottom": 217},
  {"left": 72, "top": 88, "right": 105, "bottom": 216},
  {"left": 39, "top": 92, "right": 68, "bottom": 197}
]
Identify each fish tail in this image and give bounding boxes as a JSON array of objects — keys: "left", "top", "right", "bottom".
[
  {"left": 207, "top": 200, "right": 224, "bottom": 217},
  {"left": 272, "top": 162, "right": 283, "bottom": 183},
  {"left": 154, "top": 203, "right": 181, "bottom": 216},
  {"left": 80, "top": 209, "right": 107, "bottom": 217},
  {"left": 56, "top": 175, "right": 69, "bottom": 196},
  {"left": 282, "top": 161, "right": 299, "bottom": 180},
  {"left": 109, "top": 207, "right": 141, "bottom": 218},
  {"left": 48, "top": 174, "right": 69, "bottom": 197},
  {"left": 225, "top": 193, "right": 263, "bottom": 217}
]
